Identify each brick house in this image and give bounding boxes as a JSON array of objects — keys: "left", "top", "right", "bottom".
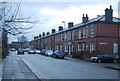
[{"left": 30, "top": 6, "right": 120, "bottom": 57}]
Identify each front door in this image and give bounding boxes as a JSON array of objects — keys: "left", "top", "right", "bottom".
[{"left": 68, "top": 45, "right": 71, "bottom": 55}]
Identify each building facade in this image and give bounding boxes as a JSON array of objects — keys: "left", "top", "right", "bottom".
[{"left": 30, "top": 6, "right": 120, "bottom": 57}]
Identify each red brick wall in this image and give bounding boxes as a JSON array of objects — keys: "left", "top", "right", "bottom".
[
  {"left": 97, "top": 38, "right": 118, "bottom": 54},
  {"left": 97, "top": 23, "right": 118, "bottom": 37},
  {"left": 96, "top": 23, "right": 119, "bottom": 54}
]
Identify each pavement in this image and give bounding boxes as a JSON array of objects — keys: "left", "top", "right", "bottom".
[{"left": 1, "top": 51, "right": 40, "bottom": 81}]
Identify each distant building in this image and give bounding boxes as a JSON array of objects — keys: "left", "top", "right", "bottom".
[
  {"left": 11, "top": 35, "right": 29, "bottom": 49},
  {"left": 30, "top": 6, "right": 120, "bottom": 57},
  {"left": 18, "top": 35, "right": 28, "bottom": 42}
]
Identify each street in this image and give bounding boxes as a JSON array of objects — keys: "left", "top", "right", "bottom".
[{"left": 19, "top": 53, "right": 119, "bottom": 80}]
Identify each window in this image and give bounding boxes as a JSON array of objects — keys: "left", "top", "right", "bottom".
[
  {"left": 113, "top": 43, "right": 118, "bottom": 53},
  {"left": 64, "top": 44, "right": 68, "bottom": 52},
  {"left": 91, "top": 25, "right": 94, "bottom": 37},
  {"left": 72, "top": 30, "right": 74, "bottom": 40},
  {"left": 79, "top": 30, "right": 82, "bottom": 39},
  {"left": 64, "top": 33, "right": 67, "bottom": 41},
  {"left": 83, "top": 28, "right": 86, "bottom": 38},
  {"left": 58, "top": 34, "right": 60, "bottom": 42},
  {"left": 78, "top": 43, "right": 82, "bottom": 51},
  {"left": 90, "top": 42, "right": 95, "bottom": 52},
  {"left": 83, "top": 42, "right": 85, "bottom": 50},
  {"left": 61, "top": 34, "right": 62, "bottom": 41},
  {"left": 86, "top": 43, "right": 88, "bottom": 50},
  {"left": 55, "top": 36, "right": 57, "bottom": 42},
  {"left": 60, "top": 45, "right": 62, "bottom": 51},
  {"left": 85, "top": 26, "right": 88, "bottom": 38},
  {"left": 72, "top": 44, "right": 75, "bottom": 52},
  {"left": 67, "top": 32, "right": 71, "bottom": 40}
]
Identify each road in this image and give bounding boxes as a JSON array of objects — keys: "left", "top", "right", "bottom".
[{"left": 19, "top": 53, "right": 119, "bottom": 80}]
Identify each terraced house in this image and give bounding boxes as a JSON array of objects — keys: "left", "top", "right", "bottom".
[{"left": 30, "top": 6, "right": 120, "bottom": 57}]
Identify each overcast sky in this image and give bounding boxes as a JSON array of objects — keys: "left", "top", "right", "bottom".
[{"left": 8, "top": 0, "right": 119, "bottom": 43}]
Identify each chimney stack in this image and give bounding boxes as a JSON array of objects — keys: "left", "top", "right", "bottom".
[
  {"left": 82, "top": 14, "right": 89, "bottom": 23},
  {"left": 68, "top": 22, "right": 74, "bottom": 28},
  {"left": 52, "top": 29, "right": 56, "bottom": 33},
  {"left": 42, "top": 32, "right": 45, "bottom": 37},
  {"left": 36, "top": 36, "right": 38, "bottom": 39},
  {"left": 34, "top": 36, "right": 37, "bottom": 39},
  {"left": 39, "top": 34, "right": 41, "bottom": 38},
  {"left": 46, "top": 32, "right": 50, "bottom": 35},
  {"left": 59, "top": 26, "right": 63, "bottom": 31},
  {"left": 105, "top": 5, "right": 113, "bottom": 22}
]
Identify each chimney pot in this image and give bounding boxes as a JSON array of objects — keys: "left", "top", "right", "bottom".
[
  {"left": 42, "top": 32, "right": 45, "bottom": 36},
  {"left": 52, "top": 29, "right": 56, "bottom": 33},
  {"left": 68, "top": 22, "right": 74, "bottom": 28},
  {"left": 83, "top": 14, "right": 84, "bottom": 17},
  {"left": 46, "top": 32, "right": 50, "bottom": 35},
  {"left": 39, "top": 34, "right": 41, "bottom": 38},
  {"left": 110, "top": 5, "right": 112, "bottom": 9},
  {"left": 59, "top": 26, "right": 63, "bottom": 31},
  {"left": 82, "top": 14, "right": 89, "bottom": 23}
]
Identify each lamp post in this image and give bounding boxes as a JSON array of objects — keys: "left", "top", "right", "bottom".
[{"left": 62, "top": 21, "right": 65, "bottom": 28}]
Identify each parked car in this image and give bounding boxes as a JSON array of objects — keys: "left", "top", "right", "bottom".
[
  {"left": 91, "top": 54, "right": 119, "bottom": 63},
  {"left": 40, "top": 49, "right": 46, "bottom": 55},
  {"left": 18, "top": 49, "right": 24, "bottom": 55},
  {"left": 10, "top": 48, "right": 16, "bottom": 51},
  {"left": 23, "top": 48, "right": 31, "bottom": 52},
  {"left": 51, "top": 51, "right": 65, "bottom": 59},
  {"left": 45, "top": 50, "right": 53, "bottom": 56},
  {"left": 35, "top": 50, "right": 41, "bottom": 54},
  {"left": 28, "top": 50, "right": 35, "bottom": 54}
]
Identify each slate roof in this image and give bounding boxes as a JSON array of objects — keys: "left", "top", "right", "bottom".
[{"left": 33, "top": 15, "right": 120, "bottom": 41}]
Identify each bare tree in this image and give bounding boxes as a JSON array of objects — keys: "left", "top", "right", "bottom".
[
  {"left": 0, "top": 1, "right": 39, "bottom": 58},
  {"left": 1, "top": 0, "right": 39, "bottom": 36}
]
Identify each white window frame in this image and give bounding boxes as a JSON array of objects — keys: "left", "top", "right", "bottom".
[
  {"left": 72, "top": 45, "right": 74, "bottom": 52},
  {"left": 79, "top": 29, "right": 82, "bottom": 39},
  {"left": 64, "top": 33, "right": 67, "bottom": 41},
  {"left": 83, "top": 42, "right": 85, "bottom": 50},
  {"left": 67, "top": 32, "right": 71, "bottom": 40},
  {"left": 91, "top": 25, "right": 94, "bottom": 37},
  {"left": 83, "top": 28, "right": 86, "bottom": 38},
  {"left": 78, "top": 43, "right": 82, "bottom": 51},
  {"left": 90, "top": 42, "right": 95, "bottom": 52},
  {"left": 60, "top": 45, "right": 62, "bottom": 51},
  {"left": 72, "top": 30, "right": 74, "bottom": 40},
  {"left": 64, "top": 45, "right": 68, "bottom": 52},
  {"left": 61, "top": 34, "right": 62, "bottom": 41},
  {"left": 58, "top": 34, "right": 60, "bottom": 42},
  {"left": 86, "top": 43, "right": 88, "bottom": 50},
  {"left": 85, "top": 26, "right": 88, "bottom": 38},
  {"left": 113, "top": 43, "right": 118, "bottom": 54}
]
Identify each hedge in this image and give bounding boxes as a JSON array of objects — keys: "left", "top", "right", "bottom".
[{"left": 71, "top": 50, "right": 88, "bottom": 60}]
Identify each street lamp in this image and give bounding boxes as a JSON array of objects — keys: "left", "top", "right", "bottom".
[{"left": 62, "top": 21, "right": 65, "bottom": 28}]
